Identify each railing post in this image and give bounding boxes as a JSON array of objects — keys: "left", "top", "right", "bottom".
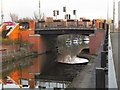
[
  {"left": 96, "top": 68, "right": 105, "bottom": 89},
  {"left": 103, "top": 44, "right": 108, "bottom": 51},
  {"left": 101, "top": 51, "right": 108, "bottom": 68}
]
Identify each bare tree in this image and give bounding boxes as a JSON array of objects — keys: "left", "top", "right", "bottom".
[
  {"left": 9, "top": 13, "right": 18, "bottom": 22},
  {"left": 34, "top": 12, "right": 46, "bottom": 21},
  {"left": 34, "top": 12, "right": 39, "bottom": 21},
  {"left": 41, "top": 13, "right": 46, "bottom": 20},
  {"left": 18, "top": 17, "right": 33, "bottom": 22}
]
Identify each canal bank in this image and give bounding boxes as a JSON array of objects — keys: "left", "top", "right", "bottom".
[
  {"left": 67, "top": 53, "right": 97, "bottom": 88},
  {"left": 67, "top": 30, "right": 105, "bottom": 88},
  {"left": 1, "top": 29, "right": 106, "bottom": 89}
]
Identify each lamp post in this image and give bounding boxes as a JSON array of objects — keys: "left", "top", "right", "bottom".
[
  {"left": 107, "top": 0, "right": 109, "bottom": 24},
  {"left": 1, "top": 0, "right": 3, "bottom": 23},
  {"left": 39, "top": 0, "right": 41, "bottom": 21},
  {"left": 39, "top": 0, "right": 42, "bottom": 28},
  {"left": 73, "top": 10, "right": 77, "bottom": 20},
  {"left": 19, "top": 64, "right": 23, "bottom": 88},
  {"left": 73, "top": 10, "right": 77, "bottom": 27},
  {"left": 113, "top": 0, "right": 115, "bottom": 32},
  {"left": 19, "top": 26, "right": 23, "bottom": 49},
  {"left": 63, "top": 6, "right": 67, "bottom": 27}
]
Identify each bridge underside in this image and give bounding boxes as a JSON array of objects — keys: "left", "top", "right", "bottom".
[{"left": 35, "top": 28, "right": 95, "bottom": 35}]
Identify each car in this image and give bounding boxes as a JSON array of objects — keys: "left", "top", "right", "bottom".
[
  {"left": 6, "top": 79, "right": 13, "bottom": 84},
  {"left": 3, "top": 21, "right": 16, "bottom": 30}
]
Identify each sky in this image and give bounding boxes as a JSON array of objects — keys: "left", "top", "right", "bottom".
[{"left": 0, "top": 0, "right": 119, "bottom": 26}]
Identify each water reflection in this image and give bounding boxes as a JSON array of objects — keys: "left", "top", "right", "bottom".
[
  {"left": 1, "top": 35, "right": 90, "bottom": 89},
  {"left": 65, "top": 36, "right": 89, "bottom": 48},
  {"left": 84, "top": 41, "right": 90, "bottom": 44},
  {"left": 58, "top": 55, "right": 89, "bottom": 64}
]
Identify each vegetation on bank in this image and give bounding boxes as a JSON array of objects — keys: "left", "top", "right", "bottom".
[{"left": 0, "top": 36, "right": 29, "bottom": 45}]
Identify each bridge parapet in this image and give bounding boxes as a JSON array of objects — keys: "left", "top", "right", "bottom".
[
  {"left": 35, "top": 21, "right": 108, "bottom": 31},
  {"left": 34, "top": 28, "right": 96, "bottom": 35}
]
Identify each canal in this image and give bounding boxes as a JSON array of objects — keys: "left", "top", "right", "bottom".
[{"left": 1, "top": 34, "right": 99, "bottom": 89}]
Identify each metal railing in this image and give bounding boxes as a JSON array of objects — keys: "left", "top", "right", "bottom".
[
  {"left": 108, "top": 25, "right": 118, "bottom": 89},
  {"left": 96, "top": 24, "right": 108, "bottom": 89},
  {"left": 35, "top": 22, "right": 106, "bottom": 30},
  {"left": 0, "top": 24, "right": 5, "bottom": 30},
  {"left": 95, "top": 25, "right": 118, "bottom": 89}
]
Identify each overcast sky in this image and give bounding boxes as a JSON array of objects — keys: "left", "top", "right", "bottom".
[{"left": 0, "top": 0, "right": 119, "bottom": 25}]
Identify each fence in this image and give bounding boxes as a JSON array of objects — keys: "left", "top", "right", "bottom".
[{"left": 96, "top": 25, "right": 118, "bottom": 89}]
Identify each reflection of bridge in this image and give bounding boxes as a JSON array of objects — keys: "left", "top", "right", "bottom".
[{"left": 35, "top": 28, "right": 96, "bottom": 35}]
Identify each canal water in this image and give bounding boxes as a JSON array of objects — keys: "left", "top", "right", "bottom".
[{"left": 1, "top": 35, "right": 91, "bottom": 89}]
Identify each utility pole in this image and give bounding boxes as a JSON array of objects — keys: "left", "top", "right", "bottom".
[
  {"left": 39, "top": 0, "right": 41, "bottom": 21},
  {"left": 113, "top": 0, "right": 115, "bottom": 32},
  {"left": 39, "top": 0, "right": 42, "bottom": 28},
  {"left": 1, "top": 0, "right": 3, "bottom": 24},
  {"left": 107, "top": 0, "right": 109, "bottom": 24}
]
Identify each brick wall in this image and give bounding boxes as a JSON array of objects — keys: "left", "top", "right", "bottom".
[
  {"left": 0, "top": 24, "right": 6, "bottom": 35},
  {"left": 89, "top": 30, "right": 104, "bottom": 54},
  {"left": 8, "top": 24, "right": 20, "bottom": 41},
  {"left": 29, "top": 21, "right": 35, "bottom": 30}
]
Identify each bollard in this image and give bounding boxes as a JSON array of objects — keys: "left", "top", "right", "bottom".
[
  {"left": 104, "top": 39, "right": 108, "bottom": 44},
  {"left": 103, "top": 44, "right": 108, "bottom": 51},
  {"left": 96, "top": 68, "right": 105, "bottom": 89},
  {"left": 105, "top": 36, "right": 108, "bottom": 40},
  {"left": 103, "top": 44, "right": 107, "bottom": 51},
  {"left": 101, "top": 51, "right": 108, "bottom": 68}
]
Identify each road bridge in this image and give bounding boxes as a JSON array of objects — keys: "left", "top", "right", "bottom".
[{"left": 35, "top": 28, "right": 96, "bottom": 35}]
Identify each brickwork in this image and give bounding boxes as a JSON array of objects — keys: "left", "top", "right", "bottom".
[
  {"left": 8, "top": 24, "right": 20, "bottom": 41},
  {"left": 89, "top": 30, "right": 104, "bottom": 54},
  {"left": 29, "top": 21, "right": 35, "bottom": 30},
  {"left": 0, "top": 24, "right": 6, "bottom": 35}
]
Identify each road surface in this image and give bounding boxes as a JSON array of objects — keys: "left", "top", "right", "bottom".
[{"left": 111, "top": 32, "right": 120, "bottom": 88}]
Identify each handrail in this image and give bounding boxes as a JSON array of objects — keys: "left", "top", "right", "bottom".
[
  {"left": 35, "top": 27, "right": 98, "bottom": 31},
  {"left": 0, "top": 24, "right": 5, "bottom": 29},
  {"left": 108, "top": 25, "right": 118, "bottom": 89}
]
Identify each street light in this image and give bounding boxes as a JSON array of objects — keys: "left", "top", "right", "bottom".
[
  {"left": 39, "top": 0, "right": 41, "bottom": 21},
  {"left": 73, "top": 10, "right": 77, "bottom": 27},
  {"left": 73, "top": 10, "right": 77, "bottom": 20},
  {"left": 19, "top": 26, "right": 23, "bottom": 49},
  {"left": 113, "top": 0, "right": 115, "bottom": 32},
  {"left": 63, "top": 6, "right": 68, "bottom": 27},
  {"left": 38, "top": 0, "right": 42, "bottom": 28},
  {"left": 63, "top": 6, "right": 66, "bottom": 20},
  {"left": 19, "top": 64, "right": 23, "bottom": 88},
  {"left": 1, "top": 0, "right": 4, "bottom": 24}
]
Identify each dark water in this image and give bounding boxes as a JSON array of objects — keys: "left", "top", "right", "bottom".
[{"left": 1, "top": 35, "right": 90, "bottom": 89}]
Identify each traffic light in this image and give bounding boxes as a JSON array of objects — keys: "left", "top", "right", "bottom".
[
  {"left": 63, "top": 7, "right": 66, "bottom": 12},
  {"left": 69, "top": 14, "right": 71, "bottom": 19},
  {"left": 73, "top": 10, "right": 76, "bottom": 15},
  {"left": 66, "top": 14, "right": 68, "bottom": 20},
  {"left": 57, "top": 11, "right": 59, "bottom": 15},
  {"left": 65, "top": 15, "right": 66, "bottom": 19},
  {"left": 53, "top": 10, "right": 56, "bottom": 16}
]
